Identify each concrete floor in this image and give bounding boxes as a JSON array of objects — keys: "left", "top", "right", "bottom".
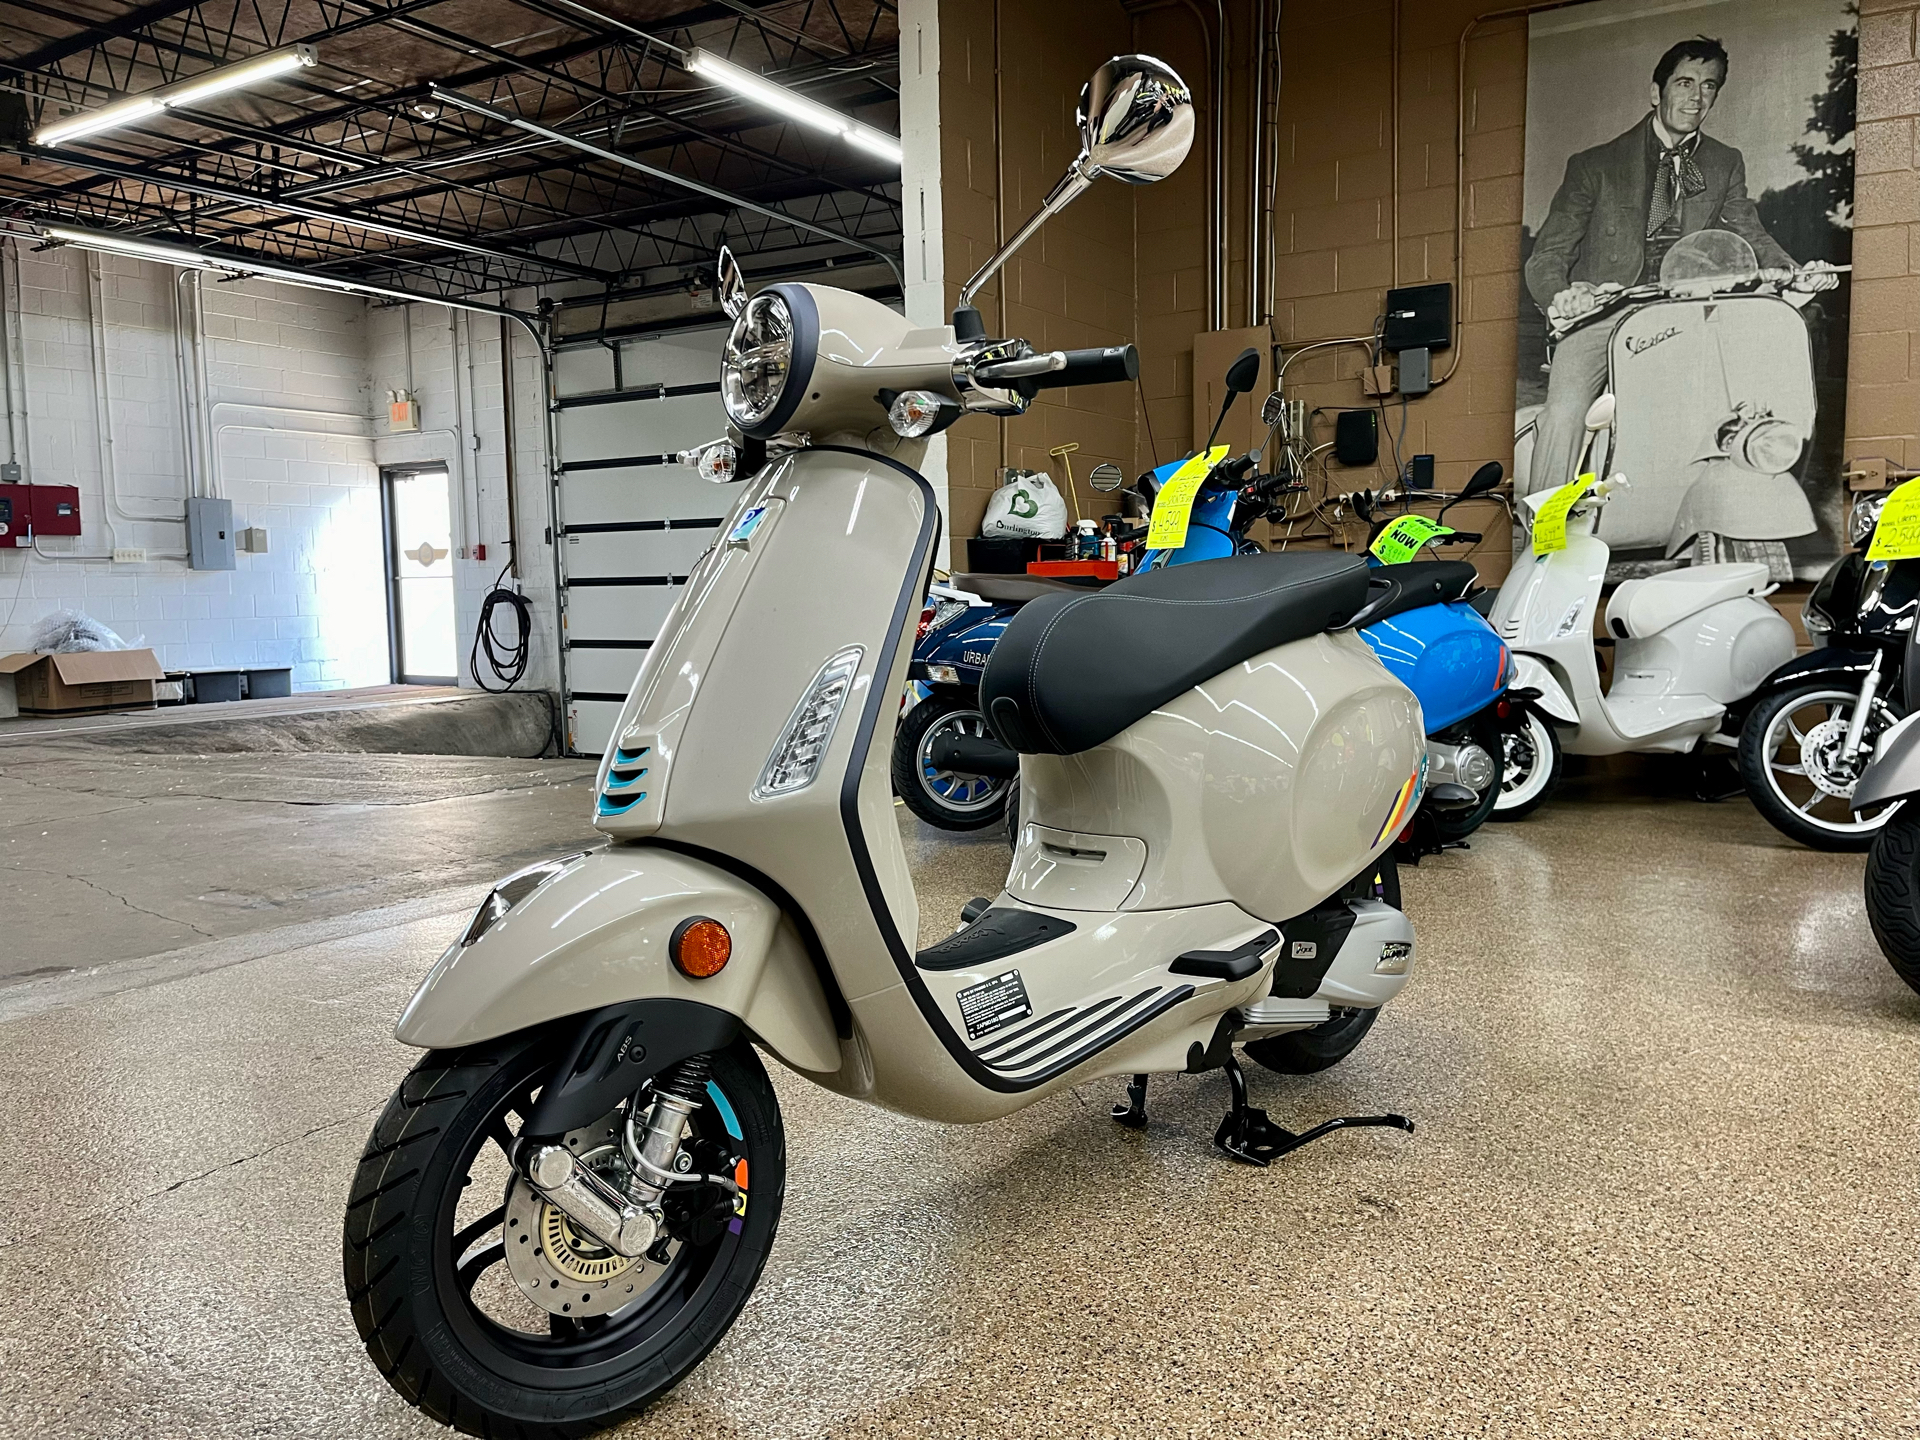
[{"left": 0, "top": 746, "right": 1915, "bottom": 1439}]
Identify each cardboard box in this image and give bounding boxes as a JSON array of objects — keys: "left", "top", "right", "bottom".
[{"left": 0, "top": 650, "right": 165, "bottom": 715}]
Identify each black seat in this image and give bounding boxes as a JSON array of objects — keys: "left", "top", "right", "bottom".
[
  {"left": 980, "top": 552, "right": 1371, "bottom": 756},
  {"left": 1360, "top": 561, "right": 1481, "bottom": 625}
]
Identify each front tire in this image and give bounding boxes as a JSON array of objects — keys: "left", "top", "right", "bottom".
[
  {"left": 1739, "top": 681, "right": 1902, "bottom": 851},
  {"left": 1866, "top": 810, "right": 1920, "bottom": 997},
  {"left": 1491, "top": 707, "right": 1563, "bottom": 820},
  {"left": 893, "top": 692, "right": 1011, "bottom": 831},
  {"left": 344, "top": 1034, "right": 784, "bottom": 1439},
  {"left": 1243, "top": 856, "right": 1398, "bottom": 1075}
]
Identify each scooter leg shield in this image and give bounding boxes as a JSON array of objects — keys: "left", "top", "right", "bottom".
[
  {"left": 393, "top": 846, "right": 842, "bottom": 1075},
  {"left": 1854, "top": 713, "right": 1920, "bottom": 810},
  {"left": 1510, "top": 653, "right": 1578, "bottom": 725}
]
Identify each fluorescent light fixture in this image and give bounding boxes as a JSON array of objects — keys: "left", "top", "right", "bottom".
[
  {"left": 684, "top": 48, "right": 901, "bottom": 167},
  {"left": 34, "top": 45, "right": 317, "bottom": 147},
  {"left": 38, "top": 224, "right": 528, "bottom": 328}
]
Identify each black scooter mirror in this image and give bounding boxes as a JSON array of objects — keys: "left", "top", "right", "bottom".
[
  {"left": 1440, "top": 460, "right": 1504, "bottom": 520},
  {"left": 1462, "top": 461, "right": 1503, "bottom": 498},
  {"left": 1202, "top": 346, "right": 1263, "bottom": 453}
]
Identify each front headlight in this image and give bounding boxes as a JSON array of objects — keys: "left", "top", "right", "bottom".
[
  {"left": 1851, "top": 492, "right": 1890, "bottom": 548},
  {"left": 1727, "top": 415, "right": 1805, "bottom": 474},
  {"left": 722, "top": 291, "right": 795, "bottom": 431}
]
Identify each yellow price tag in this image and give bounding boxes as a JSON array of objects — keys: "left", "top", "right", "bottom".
[
  {"left": 1370, "top": 515, "right": 1454, "bottom": 565},
  {"left": 1144, "top": 445, "right": 1232, "bottom": 550},
  {"left": 1866, "top": 477, "right": 1920, "bottom": 562},
  {"left": 1531, "top": 473, "right": 1599, "bottom": 556}
]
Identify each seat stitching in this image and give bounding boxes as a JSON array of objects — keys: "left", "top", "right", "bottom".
[{"left": 1025, "top": 598, "right": 1088, "bottom": 751}]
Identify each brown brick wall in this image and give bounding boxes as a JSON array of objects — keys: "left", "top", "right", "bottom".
[
  {"left": 937, "top": 0, "right": 1139, "bottom": 566},
  {"left": 937, "top": 1, "right": 1917, "bottom": 578}
]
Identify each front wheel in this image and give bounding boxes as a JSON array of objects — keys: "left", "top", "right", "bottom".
[
  {"left": 893, "top": 692, "right": 1012, "bottom": 831},
  {"left": 344, "top": 1034, "right": 784, "bottom": 1439},
  {"left": 1491, "top": 707, "right": 1563, "bottom": 820},
  {"left": 1866, "top": 810, "right": 1920, "bottom": 997},
  {"left": 1739, "top": 681, "right": 1902, "bottom": 851}
]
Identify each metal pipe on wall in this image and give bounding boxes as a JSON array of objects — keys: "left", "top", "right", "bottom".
[{"left": 499, "top": 314, "right": 522, "bottom": 580}]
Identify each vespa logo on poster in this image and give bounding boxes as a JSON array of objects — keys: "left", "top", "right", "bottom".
[{"left": 1513, "top": 0, "right": 1855, "bottom": 582}]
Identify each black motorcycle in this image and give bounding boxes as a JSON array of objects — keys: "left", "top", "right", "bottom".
[{"left": 1737, "top": 489, "right": 1914, "bottom": 850}]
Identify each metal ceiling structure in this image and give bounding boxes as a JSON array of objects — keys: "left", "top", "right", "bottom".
[{"left": 0, "top": 0, "right": 902, "bottom": 325}]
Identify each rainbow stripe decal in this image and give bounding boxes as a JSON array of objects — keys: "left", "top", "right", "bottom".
[{"left": 1372, "top": 755, "right": 1428, "bottom": 848}]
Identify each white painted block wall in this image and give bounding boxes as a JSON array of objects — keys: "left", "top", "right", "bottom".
[{"left": 0, "top": 241, "right": 561, "bottom": 695}]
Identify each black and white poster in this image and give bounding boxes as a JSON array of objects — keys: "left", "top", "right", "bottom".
[{"left": 1515, "top": 0, "right": 1856, "bottom": 580}]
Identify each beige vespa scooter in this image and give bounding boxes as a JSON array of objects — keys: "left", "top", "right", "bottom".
[{"left": 345, "top": 57, "right": 1428, "bottom": 1440}]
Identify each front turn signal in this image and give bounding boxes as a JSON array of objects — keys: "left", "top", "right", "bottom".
[{"left": 671, "top": 917, "right": 732, "bottom": 978}]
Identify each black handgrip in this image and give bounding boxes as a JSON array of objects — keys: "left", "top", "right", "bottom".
[
  {"left": 1442, "top": 530, "right": 1484, "bottom": 544},
  {"left": 1201, "top": 454, "right": 1257, "bottom": 493},
  {"left": 1028, "top": 344, "right": 1139, "bottom": 389}
]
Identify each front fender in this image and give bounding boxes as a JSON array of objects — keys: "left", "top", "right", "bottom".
[
  {"left": 1511, "top": 652, "right": 1577, "bottom": 724},
  {"left": 395, "top": 846, "right": 841, "bottom": 1075},
  {"left": 1751, "top": 645, "right": 1878, "bottom": 702}
]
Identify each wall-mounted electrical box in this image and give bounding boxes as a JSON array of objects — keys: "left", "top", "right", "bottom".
[
  {"left": 238, "top": 526, "right": 270, "bottom": 554},
  {"left": 388, "top": 391, "right": 420, "bottom": 433},
  {"left": 0, "top": 483, "right": 81, "bottom": 546},
  {"left": 32, "top": 485, "right": 81, "bottom": 536},
  {"left": 188, "top": 495, "right": 237, "bottom": 570},
  {"left": 1383, "top": 283, "right": 1453, "bottom": 353}
]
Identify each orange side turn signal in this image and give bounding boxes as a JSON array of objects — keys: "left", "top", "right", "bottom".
[{"left": 671, "top": 916, "right": 732, "bottom": 978}]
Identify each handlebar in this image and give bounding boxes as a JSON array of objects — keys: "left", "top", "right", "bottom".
[
  {"left": 974, "top": 344, "right": 1139, "bottom": 389},
  {"left": 1201, "top": 454, "right": 1257, "bottom": 493}
]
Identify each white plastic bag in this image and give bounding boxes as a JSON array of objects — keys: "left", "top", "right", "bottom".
[
  {"left": 980, "top": 468, "right": 1068, "bottom": 540},
  {"left": 28, "top": 608, "right": 139, "bottom": 653}
]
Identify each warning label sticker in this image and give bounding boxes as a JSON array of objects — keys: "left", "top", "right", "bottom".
[{"left": 956, "top": 970, "right": 1033, "bottom": 1041}]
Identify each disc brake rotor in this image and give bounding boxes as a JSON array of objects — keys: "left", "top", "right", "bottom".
[
  {"left": 1797, "top": 715, "right": 1860, "bottom": 799},
  {"left": 502, "top": 1117, "right": 673, "bottom": 1318}
]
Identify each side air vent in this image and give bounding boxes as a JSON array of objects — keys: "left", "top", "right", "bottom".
[{"left": 597, "top": 743, "right": 649, "bottom": 817}]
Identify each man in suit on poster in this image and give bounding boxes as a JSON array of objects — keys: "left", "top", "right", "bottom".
[{"left": 1523, "top": 35, "right": 1838, "bottom": 497}]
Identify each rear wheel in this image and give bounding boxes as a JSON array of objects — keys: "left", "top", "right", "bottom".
[
  {"left": 1739, "top": 682, "right": 1902, "bottom": 851},
  {"left": 1866, "top": 809, "right": 1920, "bottom": 997},
  {"left": 1491, "top": 707, "right": 1563, "bottom": 820},
  {"left": 1243, "top": 857, "right": 1398, "bottom": 1075},
  {"left": 344, "top": 1034, "right": 783, "bottom": 1439},
  {"left": 893, "top": 692, "right": 1011, "bottom": 831}
]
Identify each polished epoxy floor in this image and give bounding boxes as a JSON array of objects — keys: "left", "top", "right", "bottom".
[{"left": 0, "top": 752, "right": 1915, "bottom": 1439}]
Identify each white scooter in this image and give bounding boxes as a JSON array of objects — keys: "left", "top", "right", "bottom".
[
  {"left": 1489, "top": 393, "right": 1797, "bottom": 813},
  {"left": 343, "top": 56, "right": 1428, "bottom": 1440}
]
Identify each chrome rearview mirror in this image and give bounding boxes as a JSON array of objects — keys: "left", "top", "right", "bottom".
[
  {"left": 1584, "top": 393, "right": 1616, "bottom": 432},
  {"left": 1089, "top": 462, "right": 1125, "bottom": 493},
  {"left": 717, "top": 245, "right": 748, "bottom": 321},
  {"left": 1259, "top": 391, "right": 1284, "bottom": 427},
  {"left": 957, "top": 55, "right": 1191, "bottom": 313}
]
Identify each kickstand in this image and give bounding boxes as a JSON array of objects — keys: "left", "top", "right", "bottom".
[
  {"left": 1212, "top": 1055, "right": 1413, "bottom": 1167},
  {"left": 1111, "top": 1073, "right": 1149, "bottom": 1129}
]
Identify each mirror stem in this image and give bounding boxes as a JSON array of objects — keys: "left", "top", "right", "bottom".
[{"left": 958, "top": 155, "right": 1097, "bottom": 310}]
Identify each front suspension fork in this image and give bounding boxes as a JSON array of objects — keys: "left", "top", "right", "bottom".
[{"left": 1842, "top": 651, "right": 1885, "bottom": 765}]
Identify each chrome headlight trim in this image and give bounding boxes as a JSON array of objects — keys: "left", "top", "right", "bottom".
[
  {"left": 1851, "top": 492, "right": 1890, "bottom": 549},
  {"left": 720, "top": 284, "right": 818, "bottom": 439},
  {"left": 460, "top": 853, "right": 587, "bottom": 946}
]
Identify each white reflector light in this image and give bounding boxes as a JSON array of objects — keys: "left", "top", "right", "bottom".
[{"left": 755, "top": 646, "right": 864, "bottom": 798}]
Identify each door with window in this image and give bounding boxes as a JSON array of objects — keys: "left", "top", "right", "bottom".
[{"left": 384, "top": 466, "right": 457, "bottom": 684}]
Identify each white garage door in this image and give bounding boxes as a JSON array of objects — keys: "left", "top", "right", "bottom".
[{"left": 552, "top": 326, "right": 730, "bottom": 755}]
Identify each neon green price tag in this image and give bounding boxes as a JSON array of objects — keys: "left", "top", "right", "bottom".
[
  {"left": 1531, "top": 473, "right": 1598, "bottom": 556},
  {"left": 1369, "top": 515, "right": 1454, "bottom": 565},
  {"left": 1867, "top": 477, "right": 1920, "bottom": 562},
  {"left": 1144, "top": 445, "right": 1232, "bottom": 550}
]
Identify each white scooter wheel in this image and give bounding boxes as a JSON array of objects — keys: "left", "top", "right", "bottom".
[{"left": 1491, "top": 709, "right": 1563, "bottom": 820}]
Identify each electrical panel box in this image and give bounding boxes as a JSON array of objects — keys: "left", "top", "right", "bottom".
[
  {"left": 1383, "top": 283, "right": 1452, "bottom": 353},
  {"left": 0, "top": 483, "right": 81, "bottom": 546},
  {"left": 0, "top": 485, "right": 25, "bottom": 548},
  {"left": 31, "top": 485, "right": 81, "bottom": 536},
  {"left": 188, "top": 495, "right": 237, "bottom": 570}
]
